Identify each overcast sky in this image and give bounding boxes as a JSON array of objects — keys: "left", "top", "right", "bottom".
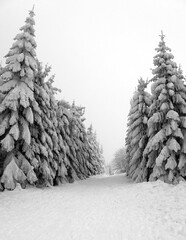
[{"left": 0, "top": 0, "right": 186, "bottom": 164}]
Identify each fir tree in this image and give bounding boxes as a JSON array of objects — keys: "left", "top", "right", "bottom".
[
  {"left": 0, "top": 8, "right": 38, "bottom": 190},
  {"left": 57, "top": 101, "right": 81, "bottom": 182},
  {"left": 30, "top": 62, "right": 69, "bottom": 187},
  {"left": 87, "top": 125, "right": 105, "bottom": 173},
  {"left": 57, "top": 102, "right": 87, "bottom": 180},
  {"left": 125, "top": 78, "right": 151, "bottom": 182},
  {"left": 143, "top": 32, "right": 186, "bottom": 183}
]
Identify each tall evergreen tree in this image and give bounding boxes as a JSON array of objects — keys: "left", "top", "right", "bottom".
[
  {"left": 0, "top": 8, "right": 38, "bottom": 189},
  {"left": 143, "top": 32, "right": 186, "bottom": 183},
  {"left": 30, "top": 62, "right": 69, "bottom": 187},
  {"left": 125, "top": 78, "right": 151, "bottom": 182}
]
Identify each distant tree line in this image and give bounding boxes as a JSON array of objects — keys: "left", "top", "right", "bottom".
[{"left": 111, "top": 147, "right": 126, "bottom": 174}]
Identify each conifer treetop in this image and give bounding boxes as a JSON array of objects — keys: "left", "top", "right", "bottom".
[
  {"left": 71, "top": 102, "right": 85, "bottom": 118},
  {"left": 152, "top": 31, "right": 177, "bottom": 79},
  {"left": 87, "top": 124, "right": 93, "bottom": 135},
  {"left": 2, "top": 8, "right": 37, "bottom": 81},
  {"left": 156, "top": 30, "right": 171, "bottom": 53},
  {"left": 159, "top": 30, "right": 165, "bottom": 42},
  {"left": 20, "top": 7, "right": 35, "bottom": 36},
  {"left": 137, "top": 78, "right": 148, "bottom": 92},
  {"left": 177, "top": 64, "right": 185, "bottom": 80},
  {"left": 0, "top": 7, "right": 38, "bottom": 115}
]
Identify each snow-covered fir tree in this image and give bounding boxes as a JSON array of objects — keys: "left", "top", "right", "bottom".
[
  {"left": 0, "top": 8, "right": 38, "bottom": 190},
  {"left": 57, "top": 101, "right": 84, "bottom": 181},
  {"left": 87, "top": 124, "right": 105, "bottom": 173},
  {"left": 143, "top": 32, "right": 186, "bottom": 183},
  {"left": 125, "top": 78, "right": 151, "bottom": 182},
  {"left": 31, "top": 62, "right": 70, "bottom": 187}
]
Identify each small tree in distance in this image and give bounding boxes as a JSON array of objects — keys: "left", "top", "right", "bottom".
[{"left": 111, "top": 147, "right": 126, "bottom": 174}]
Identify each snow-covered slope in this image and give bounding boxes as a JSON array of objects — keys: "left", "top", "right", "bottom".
[{"left": 0, "top": 174, "right": 186, "bottom": 240}]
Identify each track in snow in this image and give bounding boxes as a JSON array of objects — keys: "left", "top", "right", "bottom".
[{"left": 0, "top": 173, "right": 186, "bottom": 240}]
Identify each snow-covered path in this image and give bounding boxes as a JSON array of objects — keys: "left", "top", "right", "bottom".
[{"left": 0, "top": 174, "right": 186, "bottom": 240}]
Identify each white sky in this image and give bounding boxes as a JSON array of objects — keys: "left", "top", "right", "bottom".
[{"left": 0, "top": 0, "right": 186, "bottom": 164}]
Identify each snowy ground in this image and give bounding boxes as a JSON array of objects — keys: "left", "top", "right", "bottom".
[{"left": 0, "top": 174, "right": 186, "bottom": 240}]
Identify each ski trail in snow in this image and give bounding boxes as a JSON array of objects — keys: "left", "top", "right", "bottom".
[{"left": 0, "top": 174, "right": 186, "bottom": 240}]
